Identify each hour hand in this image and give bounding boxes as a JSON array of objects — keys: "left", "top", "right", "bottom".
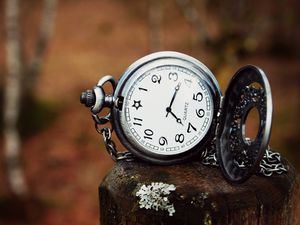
[{"left": 166, "top": 107, "right": 183, "bottom": 125}]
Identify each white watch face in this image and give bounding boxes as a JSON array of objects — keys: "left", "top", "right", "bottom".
[{"left": 120, "top": 64, "right": 214, "bottom": 155}]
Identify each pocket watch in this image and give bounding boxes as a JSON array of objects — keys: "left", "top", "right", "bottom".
[{"left": 80, "top": 51, "right": 287, "bottom": 183}]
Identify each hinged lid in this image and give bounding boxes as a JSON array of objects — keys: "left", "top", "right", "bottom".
[{"left": 217, "top": 65, "right": 273, "bottom": 183}]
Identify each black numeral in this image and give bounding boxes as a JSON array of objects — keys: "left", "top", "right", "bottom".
[
  {"left": 187, "top": 122, "right": 197, "bottom": 133},
  {"left": 159, "top": 137, "right": 168, "bottom": 146},
  {"left": 196, "top": 109, "right": 205, "bottom": 118},
  {"left": 144, "top": 129, "right": 154, "bottom": 140},
  {"left": 133, "top": 118, "right": 143, "bottom": 126},
  {"left": 151, "top": 74, "right": 161, "bottom": 84},
  {"left": 138, "top": 87, "right": 148, "bottom": 92},
  {"left": 168, "top": 72, "right": 178, "bottom": 81},
  {"left": 193, "top": 92, "right": 203, "bottom": 102},
  {"left": 175, "top": 134, "right": 184, "bottom": 143}
]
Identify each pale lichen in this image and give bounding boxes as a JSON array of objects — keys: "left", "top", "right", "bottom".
[
  {"left": 203, "top": 212, "right": 212, "bottom": 225},
  {"left": 135, "top": 182, "right": 176, "bottom": 216}
]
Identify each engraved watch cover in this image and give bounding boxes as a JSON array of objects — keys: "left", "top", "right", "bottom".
[{"left": 217, "top": 65, "right": 273, "bottom": 183}]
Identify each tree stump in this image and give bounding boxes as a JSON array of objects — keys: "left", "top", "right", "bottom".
[{"left": 99, "top": 159, "right": 298, "bottom": 225}]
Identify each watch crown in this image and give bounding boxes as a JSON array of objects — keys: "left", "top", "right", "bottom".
[{"left": 80, "top": 89, "right": 95, "bottom": 107}]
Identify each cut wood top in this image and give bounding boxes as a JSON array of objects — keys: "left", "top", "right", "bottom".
[{"left": 100, "top": 159, "right": 299, "bottom": 225}]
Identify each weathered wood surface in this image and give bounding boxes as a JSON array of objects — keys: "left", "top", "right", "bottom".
[{"left": 99, "top": 159, "right": 298, "bottom": 225}]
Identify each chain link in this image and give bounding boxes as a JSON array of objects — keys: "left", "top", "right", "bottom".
[
  {"left": 96, "top": 125, "right": 134, "bottom": 162},
  {"left": 201, "top": 141, "right": 288, "bottom": 176},
  {"left": 201, "top": 140, "right": 219, "bottom": 167},
  {"left": 258, "top": 147, "right": 288, "bottom": 176}
]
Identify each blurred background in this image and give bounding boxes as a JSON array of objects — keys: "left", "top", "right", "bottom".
[{"left": 0, "top": 0, "right": 299, "bottom": 224}]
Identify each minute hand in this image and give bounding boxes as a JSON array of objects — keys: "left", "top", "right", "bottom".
[{"left": 166, "top": 82, "right": 181, "bottom": 117}]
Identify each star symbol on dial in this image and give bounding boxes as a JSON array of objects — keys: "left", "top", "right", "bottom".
[{"left": 132, "top": 100, "right": 143, "bottom": 110}]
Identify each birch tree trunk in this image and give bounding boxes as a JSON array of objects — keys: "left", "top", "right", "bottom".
[
  {"left": 4, "top": 0, "right": 27, "bottom": 196},
  {"left": 25, "top": 0, "right": 57, "bottom": 92},
  {"left": 3, "top": 0, "right": 57, "bottom": 196}
]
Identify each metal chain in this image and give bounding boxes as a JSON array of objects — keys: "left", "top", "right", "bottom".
[
  {"left": 258, "top": 147, "right": 288, "bottom": 176},
  {"left": 95, "top": 124, "right": 134, "bottom": 162},
  {"left": 201, "top": 141, "right": 288, "bottom": 176},
  {"left": 201, "top": 140, "right": 219, "bottom": 167},
  {"left": 97, "top": 122, "right": 287, "bottom": 176},
  {"left": 93, "top": 114, "right": 287, "bottom": 176}
]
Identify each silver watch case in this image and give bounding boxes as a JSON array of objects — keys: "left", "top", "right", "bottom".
[{"left": 111, "top": 51, "right": 222, "bottom": 165}]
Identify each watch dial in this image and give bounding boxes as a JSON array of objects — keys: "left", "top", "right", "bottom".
[{"left": 121, "top": 65, "right": 214, "bottom": 155}]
